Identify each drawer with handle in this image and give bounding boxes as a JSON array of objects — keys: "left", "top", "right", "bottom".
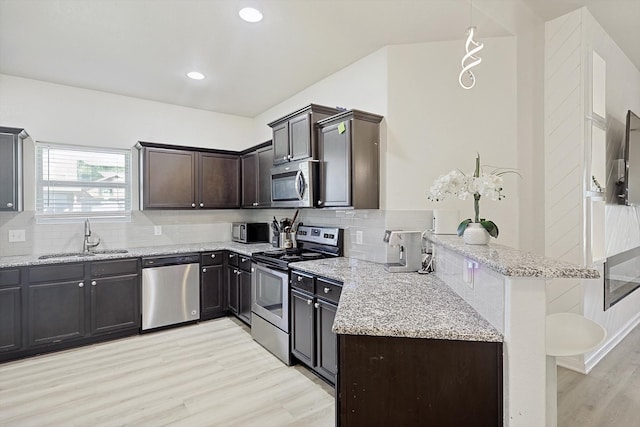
[
  {"left": 201, "top": 251, "right": 223, "bottom": 267},
  {"left": 291, "top": 271, "right": 314, "bottom": 294},
  {"left": 316, "top": 277, "right": 342, "bottom": 304}
]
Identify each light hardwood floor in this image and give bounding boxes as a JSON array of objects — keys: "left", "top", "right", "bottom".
[
  {"left": 0, "top": 318, "right": 335, "bottom": 427},
  {"left": 3, "top": 317, "right": 638, "bottom": 427},
  {"left": 558, "top": 325, "right": 640, "bottom": 427}
]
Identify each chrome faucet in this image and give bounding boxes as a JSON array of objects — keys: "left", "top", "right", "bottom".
[{"left": 83, "top": 218, "right": 101, "bottom": 253}]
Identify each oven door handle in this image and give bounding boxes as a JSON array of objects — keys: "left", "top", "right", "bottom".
[{"left": 294, "top": 170, "right": 304, "bottom": 201}]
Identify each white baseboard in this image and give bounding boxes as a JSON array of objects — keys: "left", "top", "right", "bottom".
[
  {"left": 557, "top": 356, "right": 586, "bottom": 374},
  {"left": 556, "top": 311, "right": 640, "bottom": 374},
  {"left": 587, "top": 312, "right": 640, "bottom": 373}
]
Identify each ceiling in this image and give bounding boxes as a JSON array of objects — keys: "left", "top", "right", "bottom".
[{"left": 0, "top": 0, "right": 638, "bottom": 118}]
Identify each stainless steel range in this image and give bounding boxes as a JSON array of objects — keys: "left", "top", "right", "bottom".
[{"left": 251, "top": 225, "right": 343, "bottom": 365}]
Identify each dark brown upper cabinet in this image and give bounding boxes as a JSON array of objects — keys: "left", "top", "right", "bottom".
[
  {"left": 242, "top": 142, "right": 273, "bottom": 208},
  {"left": 317, "top": 110, "right": 383, "bottom": 209},
  {"left": 0, "top": 127, "right": 27, "bottom": 212},
  {"left": 138, "top": 142, "right": 240, "bottom": 209},
  {"left": 267, "top": 104, "right": 341, "bottom": 166}
]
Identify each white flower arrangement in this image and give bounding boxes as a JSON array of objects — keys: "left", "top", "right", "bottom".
[{"left": 427, "top": 154, "right": 516, "bottom": 238}]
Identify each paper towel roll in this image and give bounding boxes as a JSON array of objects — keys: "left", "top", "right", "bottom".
[{"left": 433, "top": 209, "right": 460, "bottom": 234}]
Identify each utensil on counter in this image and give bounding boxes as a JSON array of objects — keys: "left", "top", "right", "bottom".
[{"left": 291, "top": 209, "right": 299, "bottom": 226}]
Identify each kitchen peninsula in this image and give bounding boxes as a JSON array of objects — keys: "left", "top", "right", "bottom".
[{"left": 291, "top": 234, "right": 599, "bottom": 427}]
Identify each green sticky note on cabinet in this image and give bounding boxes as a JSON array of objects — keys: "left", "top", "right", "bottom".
[{"left": 338, "top": 122, "right": 346, "bottom": 134}]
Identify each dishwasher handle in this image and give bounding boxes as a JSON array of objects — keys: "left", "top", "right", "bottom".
[{"left": 142, "top": 254, "right": 200, "bottom": 268}]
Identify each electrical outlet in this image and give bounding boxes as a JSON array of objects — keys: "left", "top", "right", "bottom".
[
  {"left": 356, "top": 230, "right": 364, "bottom": 245},
  {"left": 8, "top": 229, "right": 25, "bottom": 242},
  {"left": 154, "top": 225, "right": 162, "bottom": 236}
]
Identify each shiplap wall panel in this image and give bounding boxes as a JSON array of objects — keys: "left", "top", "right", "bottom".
[{"left": 545, "top": 10, "right": 585, "bottom": 314}]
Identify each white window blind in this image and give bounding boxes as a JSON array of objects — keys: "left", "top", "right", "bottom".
[{"left": 36, "top": 142, "right": 132, "bottom": 221}]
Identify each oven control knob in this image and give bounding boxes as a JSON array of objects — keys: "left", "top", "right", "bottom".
[{"left": 323, "top": 287, "right": 330, "bottom": 294}]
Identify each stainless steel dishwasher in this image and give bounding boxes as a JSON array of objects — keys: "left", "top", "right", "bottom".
[{"left": 141, "top": 253, "right": 200, "bottom": 331}]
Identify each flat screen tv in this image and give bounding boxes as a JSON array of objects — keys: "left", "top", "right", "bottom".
[{"left": 623, "top": 110, "right": 640, "bottom": 205}]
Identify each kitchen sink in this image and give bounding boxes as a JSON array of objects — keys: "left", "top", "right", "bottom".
[
  {"left": 37, "top": 249, "right": 129, "bottom": 259},
  {"left": 38, "top": 252, "right": 96, "bottom": 260},
  {"left": 91, "top": 249, "right": 129, "bottom": 255}
]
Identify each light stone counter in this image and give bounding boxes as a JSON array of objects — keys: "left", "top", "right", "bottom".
[
  {"left": 428, "top": 234, "right": 600, "bottom": 279},
  {"left": 0, "top": 242, "right": 274, "bottom": 268},
  {"left": 288, "top": 257, "right": 503, "bottom": 343}
]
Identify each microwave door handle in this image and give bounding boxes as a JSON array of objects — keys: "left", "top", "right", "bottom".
[{"left": 294, "top": 170, "right": 304, "bottom": 200}]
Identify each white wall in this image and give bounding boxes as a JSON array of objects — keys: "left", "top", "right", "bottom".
[
  {"left": 387, "top": 37, "right": 520, "bottom": 249},
  {"left": 0, "top": 74, "right": 254, "bottom": 150},
  {"left": 581, "top": 8, "right": 640, "bottom": 372},
  {"left": 252, "top": 48, "right": 389, "bottom": 142},
  {"left": 544, "top": 8, "right": 640, "bottom": 373},
  {"left": 0, "top": 74, "right": 256, "bottom": 256}
]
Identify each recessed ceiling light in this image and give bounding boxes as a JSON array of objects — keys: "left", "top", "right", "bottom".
[
  {"left": 239, "top": 7, "right": 263, "bottom": 23},
  {"left": 187, "top": 71, "right": 205, "bottom": 80}
]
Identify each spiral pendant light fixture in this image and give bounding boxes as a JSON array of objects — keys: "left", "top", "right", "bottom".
[
  {"left": 459, "top": 0, "right": 484, "bottom": 90},
  {"left": 459, "top": 25, "right": 484, "bottom": 89}
]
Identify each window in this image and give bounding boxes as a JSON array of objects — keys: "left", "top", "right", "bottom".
[{"left": 36, "top": 142, "right": 132, "bottom": 222}]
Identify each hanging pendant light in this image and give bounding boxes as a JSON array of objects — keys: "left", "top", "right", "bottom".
[{"left": 458, "top": 26, "right": 484, "bottom": 90}]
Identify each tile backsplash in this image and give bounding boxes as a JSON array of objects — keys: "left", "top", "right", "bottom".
[{"left": 0, "top": 209, "right": 434, "bottom": 262}]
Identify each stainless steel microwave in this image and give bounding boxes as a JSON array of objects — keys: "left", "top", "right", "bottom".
[
  {"left": 271, "top": 160, "right": 317, "bottom": 208},
  {"left": 232, "top": 222, "right": 270, "bottom": 244}
]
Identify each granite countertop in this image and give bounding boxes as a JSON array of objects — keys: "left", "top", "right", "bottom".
[
  {"left": 0, "top": 242, "right": 274, "bottom": 268},
  {"left": 428, "top": 234, "right": 600, "bottom": 279},
  {"left": 289, "top": 257, "right": 503, "bottom": 343}
]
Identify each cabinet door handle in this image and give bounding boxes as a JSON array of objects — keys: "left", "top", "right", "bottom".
[
  {"left": 318, "top": 200, "right": 323, "bottom": 205},
  {"left": 237, "top": 270, "right": 241, "bottom": 276},
  {"left": 307, "top": 299, "right": 312, "bottom": 305},
  {"left": 78, "top": 282, "right": 84, "bottom": 288},
  {"left": 314, "top": 302, "right": 320, "bottom": 309},
  {"left": 283, "top": 156, "right": 287, "bottom": 161},
  {"left": 323, "top": 287, "right": 331, "bottom": 294},
  {"left": 91, "top": 281, "right": 97, "bottom": 286},
  {"left": 199, "top": 202, "right": 204, "bottom": 208},
  {"left": 230, "top": 254, "right": 236, "bottom": 258},
  {"left": 6, "top": 202, "right": 13, "bottom": 208},
  {"left": 191, "top": 203, "right": 196, "bottom": 208},
  {"left": 251, "top": 267, "right": 255, "bottom": 273},
  {"left": 297, "top": 276, "right": 303, "bottom": 281},
  {"left": 233, "top": 269, "right": 238, "bottom": 274},
  {"left": 211, "top": 254, "right": 215, "bottom": 259},
  {"left": 253, "top": 202, "right": 258, "bottom": 206},
  {"left": 202, "top": 268, "right": 207, "bottom": 273},
  {"left": 241, "top": 257, "right": 247, "bottom": 262}
]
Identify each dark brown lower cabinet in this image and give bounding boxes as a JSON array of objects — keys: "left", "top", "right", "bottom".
[
  {"left": 90, "top": 274, "right": 140, "bottom": 336},
  {"left": 24, "top": 260, "right": 140, "bottom": 353},
  {"left": 0, "top": 286, "right": 22, "bottom": 352},
  {"left": 291, "top": 285, "right": 339, "bottom": 384},
  {"left": 201, "top": 251, "right": 225, "bottom": 320},
  {"left": 226, "top": 252, "right": 252, "bottom": 326},
  {"left": 238, "top": 270, "right": 252, "bottom": 325},
  {"left": 337, "top": 335, "right": 503, "bottom": 426},
  {"left": 28, "top": 279, "right": 86, "bottom": 347},
  {"left": 227, "top": 265, "right": 239, "bottom": 315}
]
